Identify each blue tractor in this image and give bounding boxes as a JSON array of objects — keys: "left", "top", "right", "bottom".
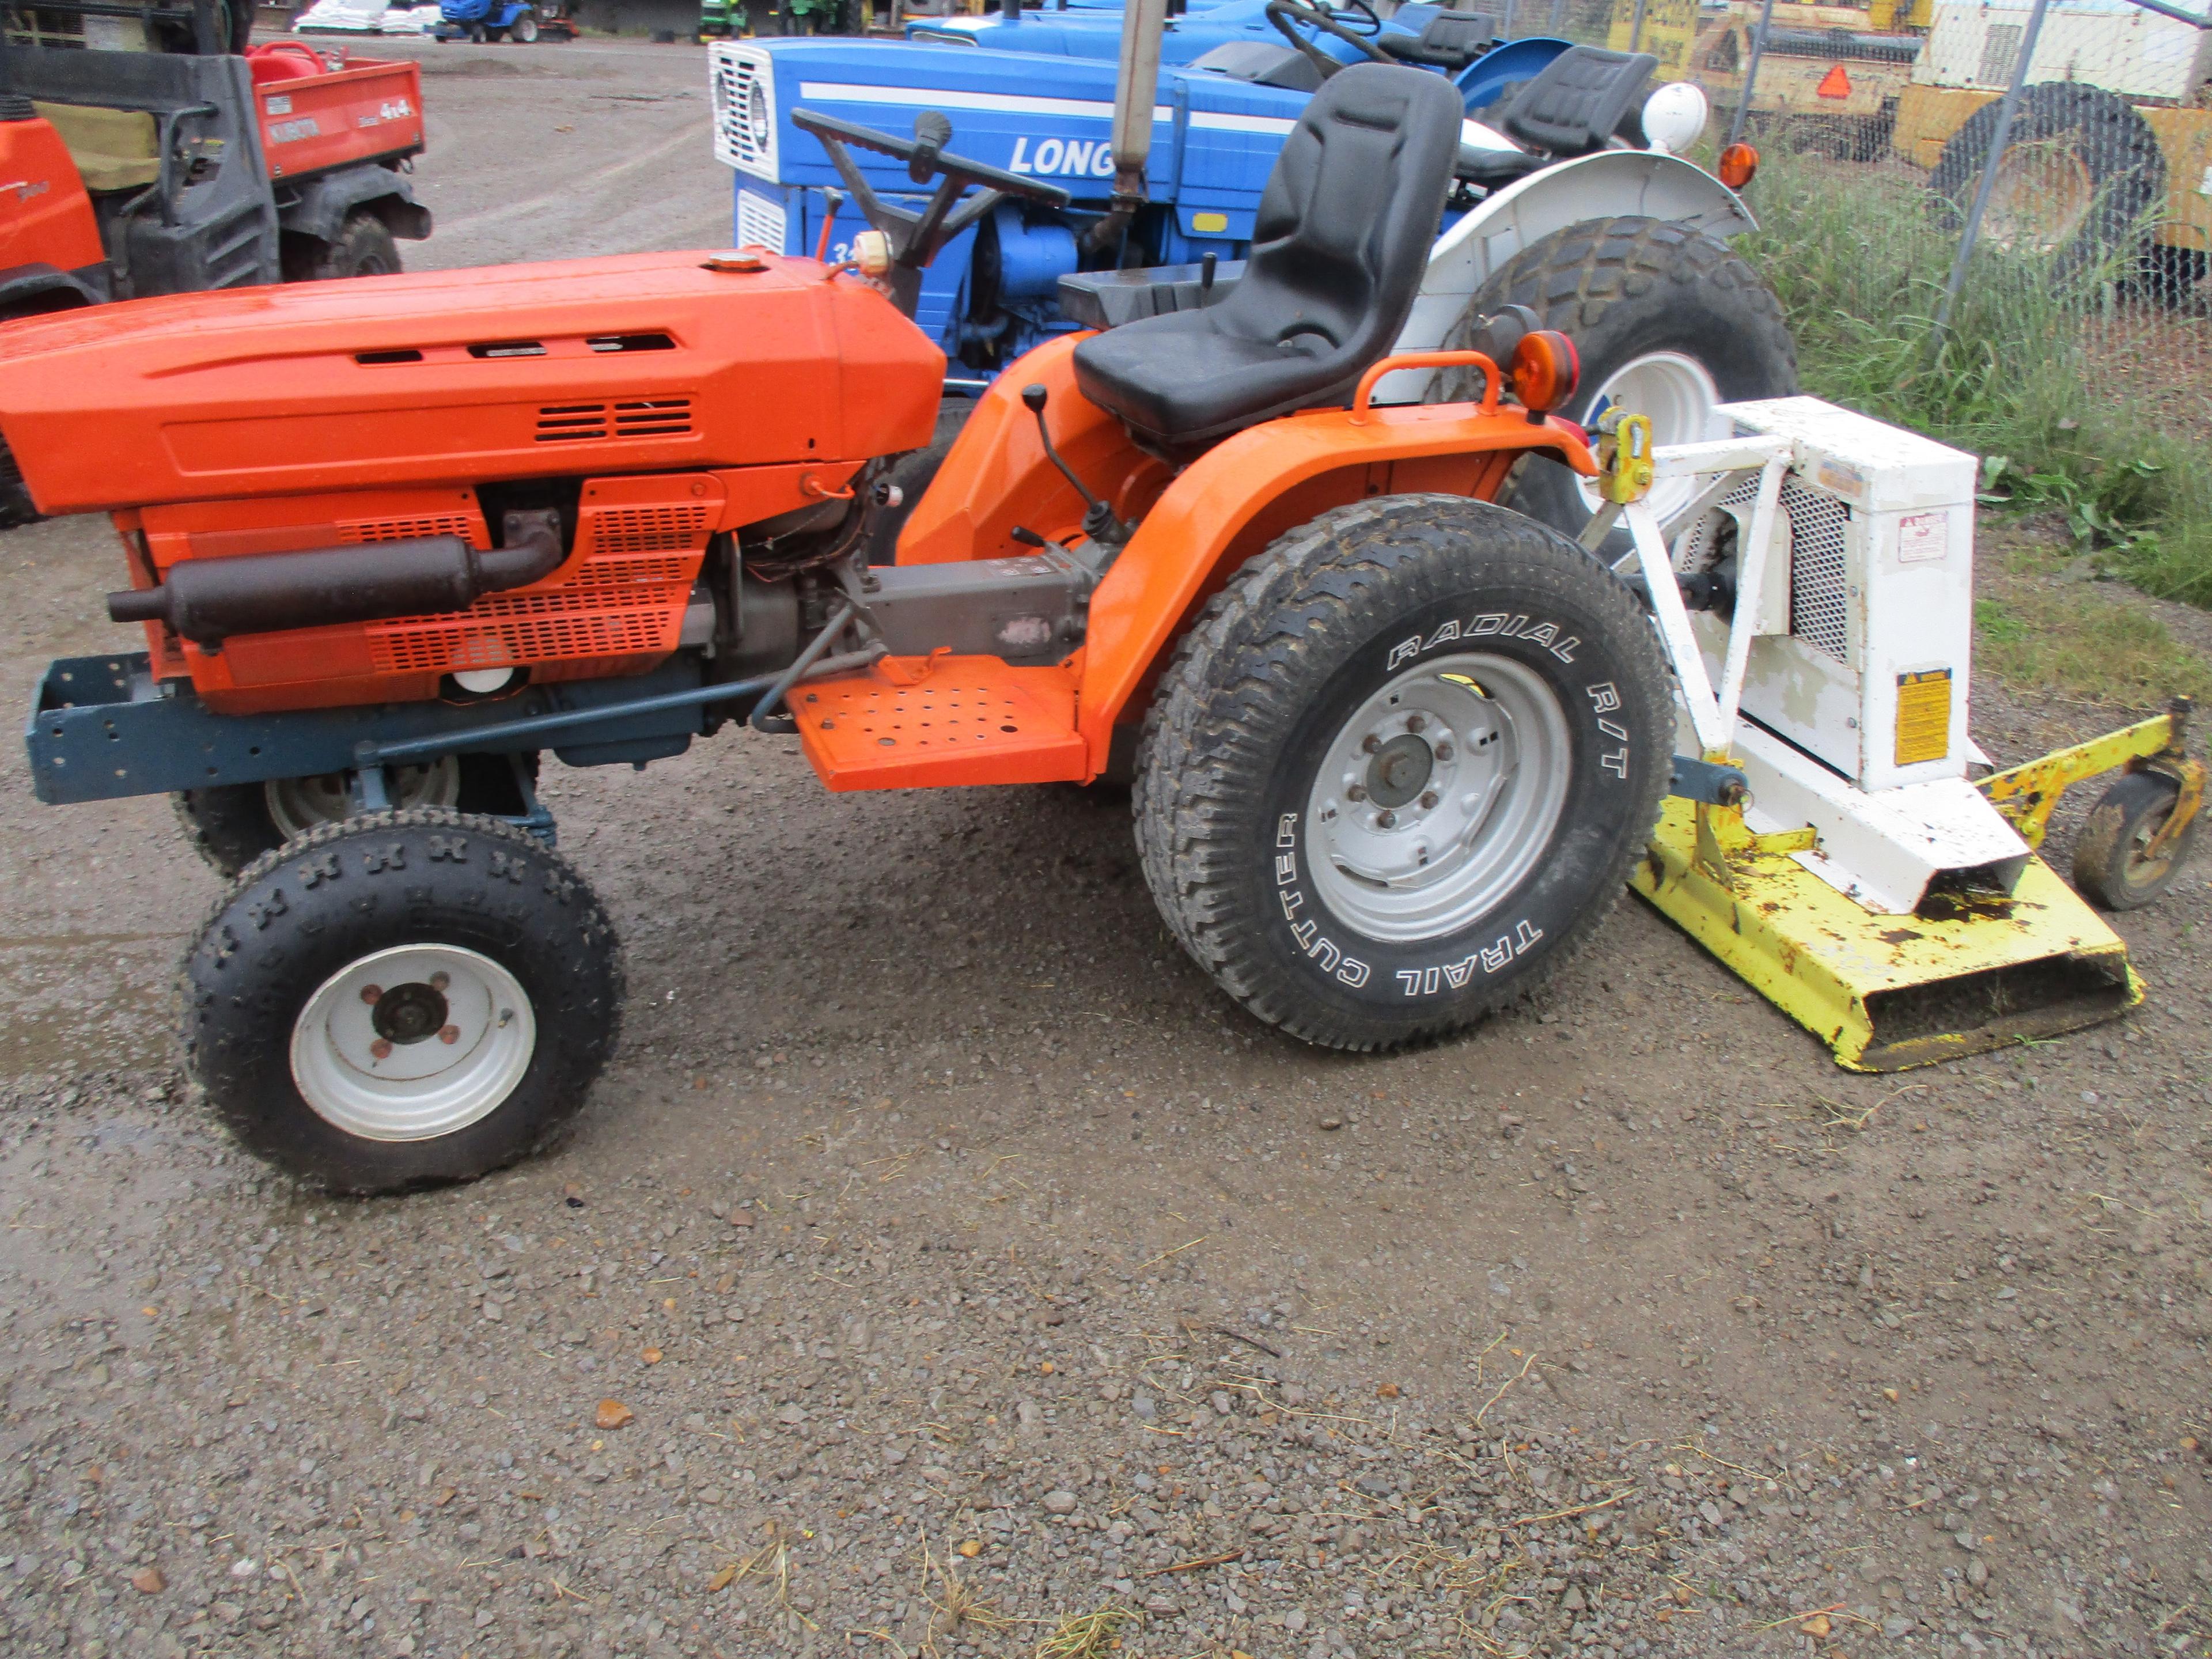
[
  {"left": 435, "top": 0, "right": 546, "bottom": 41},
  {"left": 709, "top": 0, "right": 1794, "bottom": 552}
]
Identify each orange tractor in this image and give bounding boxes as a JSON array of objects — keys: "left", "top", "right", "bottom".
[{"left": 9, "top": 65, "right": 1675, "bottom": 1192}]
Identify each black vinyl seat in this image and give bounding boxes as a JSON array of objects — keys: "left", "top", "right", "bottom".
[
  {"left": 1453, "top": 44, "right": 1656, "bottom": 190},
  {"left": 1377, "top": 9, "right": 1497, "bottom": 71},
  {"left": 1071, "top": 63, "right": 1461, "bottom": 447}
]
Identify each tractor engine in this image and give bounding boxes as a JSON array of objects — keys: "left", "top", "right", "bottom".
[{"left": 0, "top": 247, "right": 946, "bottom": 722}]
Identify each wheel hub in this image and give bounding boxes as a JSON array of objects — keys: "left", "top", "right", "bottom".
[
  {"left": 1365, "top": 732, "right": 1435, "bottom": 809},
  {"left": 367, "top": 979, "right": 451, "bottom": 1046},
  {"left": 1305, "top": 653, "right": 1571, "bottom": 942}
]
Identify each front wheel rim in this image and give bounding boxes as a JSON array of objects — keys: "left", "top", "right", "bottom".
[
  {"left": 290, "top": 944, "right": 537, "bottom": 1142},
  {"left": 1303, "top": 651, "right": 1572, "bottom": 943},
  {"left": 1572, "top": 350, "right": 1723, "bottom": 525}
]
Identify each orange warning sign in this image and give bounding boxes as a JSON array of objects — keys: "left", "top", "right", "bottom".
[{"left": 1816, "top": 63, "right": 1853, "bottom": 99}]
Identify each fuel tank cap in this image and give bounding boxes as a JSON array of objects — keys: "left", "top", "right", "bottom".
[{"left": 702, "top": 249, "right": 770, "bottom": 273}]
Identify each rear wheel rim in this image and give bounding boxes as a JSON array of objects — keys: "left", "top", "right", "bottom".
[
  {"left": 290, "top": 944, "right": 537, "bottom": 1142},
  {"left": 266, "top": 757, "right": 460, "bottom": 840},
  {"left": 1573, "top": 350, "right": 1722, "bottom": 524},
  {"left": 1303, "top": 651, "right": 1571, "bottom": 942}
]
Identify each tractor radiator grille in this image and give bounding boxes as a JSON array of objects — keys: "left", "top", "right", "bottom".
[
  {"left": 709, "top": 44, "right": 778, "bottom": 181},
  {"left": 366, "top": 552, "right": 702, "bottom": 676},
  {"left": 589, "top": 502, "right": 714, "bottom": 554},
  {"left": 533, "top": 399, "right": 695, "bottom": 443}
]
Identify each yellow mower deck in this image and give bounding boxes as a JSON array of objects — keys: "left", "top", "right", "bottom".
[{"left": 1632, "top": 798, "right": 2141, "bottom": 1072}]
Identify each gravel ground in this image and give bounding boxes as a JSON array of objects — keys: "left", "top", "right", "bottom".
[{"left": 0, "top": 36, "right": 2207, "bottom": 1659}]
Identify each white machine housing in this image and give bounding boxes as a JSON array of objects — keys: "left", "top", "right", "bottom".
[
  {"left": 1915, "top": 0, "right": 2212, "bottom": 101},
  {"left": 1630, "top": 397, "right": 2032, "bottom": 917}
]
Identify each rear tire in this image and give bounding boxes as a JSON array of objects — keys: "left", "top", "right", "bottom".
[
  {"left": 2073, "top": 770, "right": 2197, "bottom": 911},
  {"left": 285, "top": 210, "right": 402, "bottom": 282},
  {"left": 183, "top": 809, "right": 622, "bottom": 1194},
  {"left": 1135, "top": 495, "right": 1671, "bottom": 1050},
  {"left": 175, "top": 755, "right": 529, "bottom": 878},
  {"left": 1443, "top": 217, "right": 1797, "bottom": 560}
]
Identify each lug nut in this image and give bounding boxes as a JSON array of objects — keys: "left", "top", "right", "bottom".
[
  {"left": 1434, "top": 743, "right": 1454, "bottom": 762},
  {"left": 438, "top": 1025, "right": 461, "bottom": 1046},
  {"left": 429, "top": 972, "right": 450, "bottom": 991},
  {"left": 1347, "top": 784, "right": 1368, "bottom": 801},
  {"left": 1406, "top": 714, "right": 1426, "bottom": 733},
  {"left": 358, "top": 984, "right": 382, "bottom": 1005},
  {"left": 1376, "top": 809, "right": 1399, "bottom": 828},
  {"left": 1361, "top": 734, "right": 1380, "bottom": 753},
  {"left": 1419, "top": 790, "right": 1439, "bottom": 809},
  {"left": 369, "top": 1038, "right": 393, "bottom": 1060}
]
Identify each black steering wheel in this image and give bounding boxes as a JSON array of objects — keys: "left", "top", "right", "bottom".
[
  {"left": 1264, "top": 0, "right": 1391, "bottom": 81},
  {"left": 790, "top": 108, "right": 1070, "bottom": 310}
]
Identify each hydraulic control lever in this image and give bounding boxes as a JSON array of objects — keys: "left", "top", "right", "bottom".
[{"left": 1021, "top": 384, "right": 1128, "bottom": 547}]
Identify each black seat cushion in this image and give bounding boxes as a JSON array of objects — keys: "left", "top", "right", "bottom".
[
  {"left": 1495, "top": 44, "right": 1654, "bottom": 158},
  {"left": 1452, "top": 142, "right": 1551, "bottom": 190},
  {"left": 1072, "top": 63, "right": 1461, "bottom": 445},
  {"left": 1378, "top": 9, "right": 1497, "bottom": 71}
]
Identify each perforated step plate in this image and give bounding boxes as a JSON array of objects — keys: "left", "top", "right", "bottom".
[{"left": 794, "top": 657, "right": 1088, "bottom": 791}]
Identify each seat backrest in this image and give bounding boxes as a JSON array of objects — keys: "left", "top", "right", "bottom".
[
  {"left": 1498, "top": 44, "right": 1654, "bottom": 158},
  {"left": 1213, "top": 61, "right": 1461, "bottom": 363}
]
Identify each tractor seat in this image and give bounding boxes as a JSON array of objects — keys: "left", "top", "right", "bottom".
[
  {"left": 1377, "top": 9, "right": 1497, "bottom": 71},
  {"left": 1452, "top": 44, "right": 1656, "bottom": 191},
  {"left": 1072, "top": 63, "right": 1460, "bottom": 447}
]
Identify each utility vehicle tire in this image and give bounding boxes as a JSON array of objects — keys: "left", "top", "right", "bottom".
[
  {"left": 2073, "top": 770, "right": 2198, "bottom": 912},
  {"left": 1135, "top": 495, "right": 1671, "bottom": 1050},
  {"left": 183, "top": 809, "right": 622, "bottom": 1194},
  {"left": 286, "top": 210, "right": 402, "bottom": 282},
  {"left": 865, "top": 398, "right": 974, "bottom": 565},
  {"left": 509, "top": 9, "right": 539, "bottom": 40},
  {"left": 1929, "top": 82, "right": 2163, "bottom": 287},
  {"left": 1442, "top": 216, "right": 1796, "bottom": 561},
  {"left": 174, "top": 755, "right": 532, "bottom": 878}
]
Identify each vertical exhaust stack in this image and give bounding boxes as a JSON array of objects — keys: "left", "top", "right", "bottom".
[{"left": 1093, "top": 0, "right": 1169, "bottom": 249}]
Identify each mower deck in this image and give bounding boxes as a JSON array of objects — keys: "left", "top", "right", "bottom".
[{"left": 1633, "top": 798, "right": 2140, "bottom": 1071}]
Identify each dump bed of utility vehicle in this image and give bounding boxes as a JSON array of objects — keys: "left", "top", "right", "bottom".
[{"left": 252, "top": 52, "right": 426, "bottom": 180}]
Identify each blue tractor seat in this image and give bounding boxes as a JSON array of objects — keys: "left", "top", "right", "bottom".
[{"left": 1071, "top": 62, "right": 1461, "bottom": 446}]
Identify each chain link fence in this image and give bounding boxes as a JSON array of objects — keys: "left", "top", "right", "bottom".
[{"left": 1517, "top": 0, "right": 2212, "bottom": 601}]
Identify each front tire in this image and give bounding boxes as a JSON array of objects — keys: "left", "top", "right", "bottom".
[
  {"left": 1135, "top": 496, "right": 1671, "bottom": 1050},
  {"left": 184, "top": 809, "right": 622, "bottom": 1193},
  {"left": 1445, "top": 217, "right": 1797, "bottom": 559},
  {"left": 509, "top": 9, "right": 539, "bottom": 40}
]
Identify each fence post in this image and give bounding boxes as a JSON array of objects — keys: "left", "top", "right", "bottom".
[
  {"left": 1724, "top": 0, "right": 1776, "bottom": 149},
  {"left": 1933, "top": 0, "right": 2054, "bottom": 336},
  {"left": 1548, "top": 0, "right": 1565, "bottom": 36},
  {"left": 1627, "top": 0, "right": 1647, "bottom": 51},
  {"left": 1502, "top": 0, "right": 1518, "bottom": 38}
]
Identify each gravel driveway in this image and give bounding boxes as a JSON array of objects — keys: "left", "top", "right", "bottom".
[{"left": 0, "top": 35, "right": 2206, "bottom": 1659}]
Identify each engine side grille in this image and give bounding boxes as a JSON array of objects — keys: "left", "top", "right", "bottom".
[
  {"left": 534, "top": 399, "right": 694, "bottom": 443},
  {"left": 337, "top": 512, "right": 479, "bottom": 544},
  {"left": 536, "top": 404, "right": 609, "bottom": 443},
  {"left": 589, "top": 502, "right": 713, "bottom": 554},
  {"left": 1783, "top": 483, "right": 1851, "bottom": 662},
  {"left": 366, "top": 553, "right": 700, "bottom": 675}
]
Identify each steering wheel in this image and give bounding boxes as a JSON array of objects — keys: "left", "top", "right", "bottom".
[
  {"left": 1264, "top": 0, "right": 1392, "bottom": 81},
  {"left": 791, "top": 107, "right": 1069, "bottom": 278}
]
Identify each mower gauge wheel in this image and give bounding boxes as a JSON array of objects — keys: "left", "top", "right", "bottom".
[
  {"left": 1135, "top": 494, "right": 1670, "bottom": 1051},
  {"left": 2074, "top": 770, "right": 2198, "bottom": 912},
  {"left": 184, "top": 809, "right": 622, "bottom": 1194}
]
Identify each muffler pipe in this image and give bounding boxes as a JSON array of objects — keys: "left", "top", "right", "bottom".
[{"left": 108, "top": 509, "right": 566, "bottom": 649}]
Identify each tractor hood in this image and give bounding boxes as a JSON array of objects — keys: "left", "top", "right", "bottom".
[{"left": 0, "top": 249, "right": 944, "bottom": 516}]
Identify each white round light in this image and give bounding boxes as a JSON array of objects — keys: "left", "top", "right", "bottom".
[
  {"left": 1642, "top": 82, "right": 1709, "bottom": 156},
  {"left": 453, "top": 666, "right": 517, "bottom": 694}
]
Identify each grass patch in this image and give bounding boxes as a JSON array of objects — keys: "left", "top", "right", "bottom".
[
  {"left": 1974, "top": 585, "right": 2212, "bottom": 705},
  {"left": 1740, "top": 145, "right": 2212, "bottom": 608},
  {"left": 1032, "top": 1604, "right": 1138, "bottom": 1659}
]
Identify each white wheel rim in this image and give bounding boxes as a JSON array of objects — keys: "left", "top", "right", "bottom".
[
  {"left": 1304, "top": 652, "right": 1571, "bottom": 942},
  {"left": 1573, "top": 350, "right": 1724, "bottom": 526},
  {"left": 290, "top": 944, "right": 536, "bottom": 1142},
  {"left": 266, "top": 758, "right": 460, "bottom": 841}
]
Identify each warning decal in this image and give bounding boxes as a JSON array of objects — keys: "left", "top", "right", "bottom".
[{"left": 1895, "top": 668, "right": 1953, "bottom": 766}]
